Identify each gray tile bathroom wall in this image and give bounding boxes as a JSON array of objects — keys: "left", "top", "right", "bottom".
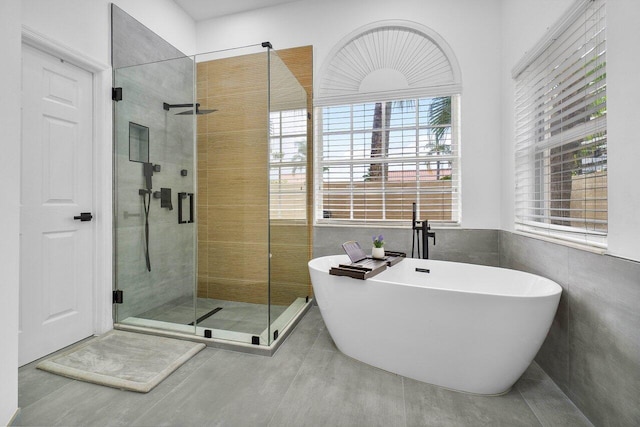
[
  {"left": 500, "top": 231, "right": 640, "bottom": 427},
  {"left": 313, "top": 226, "right": 500, "bottom": 266},
  {"left": 111, "top": 5, "right": 186, "bottom": 68},
  {"left": 112, "top": 8, "right": 196, "bottom": 320}
]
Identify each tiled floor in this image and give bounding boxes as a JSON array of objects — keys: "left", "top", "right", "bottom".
[{"left": 17, "top": 307, "right": 593, "bottom": 426}]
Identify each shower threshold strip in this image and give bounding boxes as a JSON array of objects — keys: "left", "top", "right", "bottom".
[
  {"left": 116, "top": 297, "right": 312, "bottom": 355},
  {"left": 118, "top": 316, "right": 256, "bottom": 342},
  {"left": 188, "top": 307, "right": 223, "bottom": 326}
]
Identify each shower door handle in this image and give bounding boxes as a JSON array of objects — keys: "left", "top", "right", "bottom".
[
  {"left": 178, "top": 193, "right": 194, "bottom": 224},
  {"left": 73, "top": 212, "right": 93, "bottom": 222},
  {"left": 188, "top": 193, "right": 194, "bottom": 223}
]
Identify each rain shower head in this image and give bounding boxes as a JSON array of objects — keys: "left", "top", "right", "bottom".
[
  {"left": 176, "top": 106, "right": 218, "bottom": 115},
  {"left": 163, "top": 102, "right": 217, "bottom": 115}
]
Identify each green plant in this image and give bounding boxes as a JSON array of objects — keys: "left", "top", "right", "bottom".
[{"left": 372, "top": 234, "right": 384, "bottom": 248}]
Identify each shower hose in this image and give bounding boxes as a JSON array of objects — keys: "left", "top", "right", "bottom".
[{"left": 142, "top": 190, "right": 151, "bottom": 271}]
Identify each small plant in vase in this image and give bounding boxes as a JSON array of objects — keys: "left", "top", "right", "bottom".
[{"left": 372, "top": 234, "right": 385, "bottom": 259}]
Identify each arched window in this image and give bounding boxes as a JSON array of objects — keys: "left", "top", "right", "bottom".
[{"left": 315, "top": 21, "right": 461, "bottom": 224}]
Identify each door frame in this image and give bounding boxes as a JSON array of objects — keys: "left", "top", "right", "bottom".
[{"left": 21, "top": 26, "right": 113, "bottom": 337}]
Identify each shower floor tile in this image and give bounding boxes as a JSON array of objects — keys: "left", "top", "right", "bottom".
[{"left": 135, "top": 298, "right": 287, "bottom": 336}]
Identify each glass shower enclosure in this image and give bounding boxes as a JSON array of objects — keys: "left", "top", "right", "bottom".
[{"left": 113, "top": 44, "right": 310, "bottom": 347}]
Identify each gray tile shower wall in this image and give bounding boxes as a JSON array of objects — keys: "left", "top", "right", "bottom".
[
  {"left": 313, "top": 226, "right": 500, "bottom": 266},
  {"left": 111, "top": 5, "right": 186, "bottom": 69},
  {"left": 112, "top": 7, "right": 196, "bottom": 320},
  {"left": 499, "top": 231, "right": 640, "bottom": 427}
]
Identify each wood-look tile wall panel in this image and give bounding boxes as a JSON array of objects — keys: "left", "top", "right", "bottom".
[
  {"left": 204, "top": 205, "right": 269, "bottom": 237},
  {"left": 197, "top": 46, "right": 313, "bottom": 305},
  {"left": 201, "top": 277, "right": 268, "bottom": 305}
]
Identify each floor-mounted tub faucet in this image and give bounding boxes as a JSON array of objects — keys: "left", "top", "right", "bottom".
[{"left": 411, "top": 203, "right": 436, "bottom": 259}]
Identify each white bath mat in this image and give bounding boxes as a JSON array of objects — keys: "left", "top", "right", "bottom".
[{"left": 36, "top": 330, "right": 205, "bottom": 393}]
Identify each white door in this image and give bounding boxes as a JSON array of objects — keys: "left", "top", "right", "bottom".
[{"left": 19, "top": 44, "right": 95, "bottom": 366}]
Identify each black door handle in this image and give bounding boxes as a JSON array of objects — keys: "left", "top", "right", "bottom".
[{"left": 73, "top": 212, "right": 93, "bottom": 222}]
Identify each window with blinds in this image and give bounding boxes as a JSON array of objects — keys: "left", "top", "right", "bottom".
[
  {"left": 316, "top": 96, "right": 459, "bottom": 224},
  {"left": 514, "top": 0, "right": 607, "bottom": 246},
  {"left": 270, "top": 109, "right": 308, "bottom": 221}
]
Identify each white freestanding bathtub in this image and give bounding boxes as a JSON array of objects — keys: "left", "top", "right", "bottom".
[{"left": 308, "top": 255, "right": 562, "bottom": 395}]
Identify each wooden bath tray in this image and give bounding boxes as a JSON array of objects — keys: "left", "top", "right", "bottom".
[
  {"left": 383, "top": 251, "right": 406, "bottom": 266},
  {"left": 330, "top": 261, "right": 387, "bottom": 280},
  {"left": 330, "top": 251, "right": 406, "bottom": 280}
]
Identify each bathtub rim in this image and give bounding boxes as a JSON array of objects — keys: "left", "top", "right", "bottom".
[{"left": 309, "top": 254, "right": 563, "bottom": 299}]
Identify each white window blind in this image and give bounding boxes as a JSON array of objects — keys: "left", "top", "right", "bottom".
[
  {"left": 316, "top": 97, "right": 459, "bottom": 224},
  {"left": 514, "top": 0, "right": 607, "bottom": 246},
  {"left": 270, "top": 109, "right": 308, "bottom": 221}
]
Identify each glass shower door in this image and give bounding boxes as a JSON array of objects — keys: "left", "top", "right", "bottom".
[{"left": 113, "top": 55, "right": 198, "bottom": 333}]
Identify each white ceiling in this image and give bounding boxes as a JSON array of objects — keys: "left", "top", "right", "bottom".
[{"left": 174, "top": 0, "right": 301, "bottom": 22}]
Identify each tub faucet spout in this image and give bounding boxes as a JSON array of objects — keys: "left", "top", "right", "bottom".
[
  {"left": 421, "top": 220, "right": 436, "bottom": 260},
  {"left": 411, "top": 202, "right": 436, "bottom": 259}
]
